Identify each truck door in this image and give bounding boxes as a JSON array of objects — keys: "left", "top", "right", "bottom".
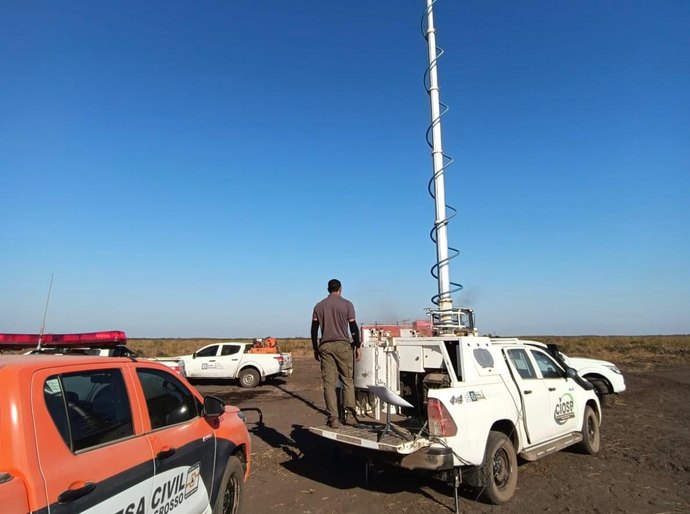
[
  {"left": 529, "top": 349, "right": 581, "bottom": 437},
  {"left": 0, "top": 473, "right": 30, "bottom": 514},
  {"left": 33, "top": 366, "right": 156, "bottom": 514},
  {"left": 504, "top": 348, "right": 553, "bottom": 445},
  {"left": 216, "top": 344, "right": 243, "bottom": 378},
  {"left": 135, "top": 367, "right": 217, "bottom": 514},
  {"left": 186, "top": 344, "right": 221, "bottom": 378}
]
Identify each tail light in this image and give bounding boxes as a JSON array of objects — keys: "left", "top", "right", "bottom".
[
  {"left": 169, "top": 365, "right": 181, "bottom": 374},
  {"left": 427, "top": 398, "right": 458, "bottom": 437},
  {"left": 274, "top": 356, "right": 284, "bottom": 363}
]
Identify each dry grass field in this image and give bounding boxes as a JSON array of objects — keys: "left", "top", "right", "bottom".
[
  {"left": 127, "top": 337, "right": 312, "bottom": 358},
  {"left": 128, "top": 334, "right": 690, "bottom": 365}
]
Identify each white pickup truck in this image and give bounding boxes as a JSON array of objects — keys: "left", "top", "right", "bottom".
[
  {"left": 180, "top": 342, "right": 293, "bottom": 388},
  {"left": 24, "top": 345, "right": 184, "bottom": 375},
  {"left": 525, "top": 341, "right": 626, "bottom": 405},
  {"left": 311, "top": 334, "right": 601, "bottom": 505}
]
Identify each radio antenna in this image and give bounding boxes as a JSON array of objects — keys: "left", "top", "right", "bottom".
[{"left": 36, "top": 273, "right": 54, "bottom": 351}]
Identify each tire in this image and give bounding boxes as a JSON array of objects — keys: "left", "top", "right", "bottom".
[
  {"left": 213, "top": 455, "right": 245, "bottom": 514},
  {"left": 586, "top": 376, "right": 613, "bottom": 406},
  {"left": 238, "top": 368, "right": 260, "bottom": 388},
  {"left": 599, "top": 394, "right": 614, "bottom": 408},
  {"left": 577, "top": 405, "right": 600, "bottom": 455},
  {"left": 479, "top": 431, "right": 518, "bottom": 505}
]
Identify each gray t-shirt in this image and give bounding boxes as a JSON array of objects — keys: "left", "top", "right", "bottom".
[{"left": 312, "top": 294, "right": 356, "bottom": 344}]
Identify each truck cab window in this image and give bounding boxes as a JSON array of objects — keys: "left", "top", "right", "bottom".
[
  {"left": 196, "top": 345, "right": 219, "bottom": 358},
  {"left": 136, "top": 369, "right": 199, "bottom": 430},
  {"left": 221, "top": 345, "right": 240, "bottom": 356},
  {"left": 43, "top": 370, "right": 133, "bottom": 452},
  {"left": 506, "top": 349, "right": 537, "bottom": 379},
  {"left": 530, "top": 350, "right": 564, "bottom": 379}
]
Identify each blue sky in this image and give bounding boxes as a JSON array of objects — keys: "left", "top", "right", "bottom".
[{"left": 1, "top": 1, "right": 688, "bottom": 338}]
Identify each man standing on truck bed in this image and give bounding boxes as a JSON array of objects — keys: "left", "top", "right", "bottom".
[{"left": 312, "top": 278, "right": 361, "bottom": 428}]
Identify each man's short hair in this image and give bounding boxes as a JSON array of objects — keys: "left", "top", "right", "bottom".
[{"left": 328, "top": 279, "right": 342, "bottom": 293}]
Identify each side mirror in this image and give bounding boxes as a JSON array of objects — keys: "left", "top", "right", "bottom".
[
  {"left": 565, "top": 367, "right": 595, "bottom": 391},
  {"left": 203, "top": 395, "right": 225, "bottom": 418},
  {"left": 192, "top": 352, "right": 197, "bottom": 359},
  {"left": 113, "top": 345, "right": 138, "bottom": 358}
]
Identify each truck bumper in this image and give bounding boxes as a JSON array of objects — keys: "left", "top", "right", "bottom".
[
  {"left": 281, "top": 369, "right": 293, "bottom": 377},
  {"left": 398, "top": 445, "right": 454, "bottom": 471},
  {"left": 338, "top": 443, "right": 454, "bottom": 472}
]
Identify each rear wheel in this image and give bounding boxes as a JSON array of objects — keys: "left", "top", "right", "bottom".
[
  {"left": 238, "top": 368, "right": 260, "bottom": 388},
  {"left": 213, "top": 455, "right": 244, "bottom": 514},
  {"left": 480, "top": 431, "right": 518, "bottom": 504},
  {"left": 577, "top": 405, "right": 600, "bottom": 455}
]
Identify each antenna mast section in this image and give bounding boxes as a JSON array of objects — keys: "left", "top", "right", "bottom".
[
  {"left": 424, "top": 0, "right": 452, "bottom": 314},
  {"left": 423, "top": 1, "right": 476, "bottom": 335}
]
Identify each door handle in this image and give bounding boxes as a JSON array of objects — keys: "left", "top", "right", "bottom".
[
  {"left": 523, "top": 390, "right": 532, "bottom": 395},
  {"left": 231, "top": 359, "right": 239, "bottom": 361},
  {"left": 548, "top": 387, "right": 556, "bottom": 391},
  {"left": 157, "top": 447, "right": 177, "bottom": 460},
  {"left": 209, "top": 360, "right": 216, "bottom": 362},
  {"left": 58, "top": 481, "right": 96, "bottom": 503}
]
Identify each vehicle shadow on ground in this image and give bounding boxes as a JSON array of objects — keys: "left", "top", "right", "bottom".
[
  {"left": 244, "top": 384, "right": 484, "bottom": 510},
  {"left": 276, "top": 425, "right": 481, "bottom": 511},
  {"left": 189, "top": 378, "right": 272, "bottom": 403},
  {"left": 247, "top": 417, "right": 302, "bottom": 461},
  {"left": 269, "top": 382, "right": 329, "bottom": 417},
  {"left": 188, "top": 378, "right": 237, "bottom": 386}
]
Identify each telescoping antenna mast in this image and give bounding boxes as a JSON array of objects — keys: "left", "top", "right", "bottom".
[{"left": 423, "top": 0, "right": 475, "bottom": 335}]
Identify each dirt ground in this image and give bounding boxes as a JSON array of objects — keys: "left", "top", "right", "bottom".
[{"left": 194, "top": 358, "right": 690, "bottom": 514}]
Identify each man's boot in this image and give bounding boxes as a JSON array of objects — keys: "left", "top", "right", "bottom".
[{"left": 344, "top": 407, "right": 361, "bottom": 426}]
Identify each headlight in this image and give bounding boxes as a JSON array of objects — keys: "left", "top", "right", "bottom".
[{"left": 604, "top": 364, "right": 622, "bottom": 375}]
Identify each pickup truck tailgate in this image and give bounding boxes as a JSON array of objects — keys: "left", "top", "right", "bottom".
[
  {"left": 308, "top": 422, "right": 430, "bottom": 454},
  {"left": 281, "top": 353, "right": 293, "bottom": 371}
]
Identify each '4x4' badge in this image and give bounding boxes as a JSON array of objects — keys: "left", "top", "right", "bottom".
[{"left": 449, "top": 395, "right": 463, "bottom": 405}]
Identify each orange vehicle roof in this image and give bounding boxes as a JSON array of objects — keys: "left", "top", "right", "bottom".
[{"left": 0, "top": 354, "right": 133, "bottom": 372}]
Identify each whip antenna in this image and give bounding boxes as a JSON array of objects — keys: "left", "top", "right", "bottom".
[{"left": 37, "top": 273, "right": 54, "bottom": 351}]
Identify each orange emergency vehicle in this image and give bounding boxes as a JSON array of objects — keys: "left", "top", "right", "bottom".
[{"left": 0, "top": 352, "right": 250, "bottom": 514}]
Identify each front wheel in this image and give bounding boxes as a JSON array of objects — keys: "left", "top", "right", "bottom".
[
  {"left": 479, "top": 431, "right": 518, "bottom": 505},
  {"left": 586, "top": 376, "right": 614, "bottom": 407},
  {"left": 213, "top": 455, "right": 244, "bottom": 514},
  {"left": 577, "top": 405, "right": 600, "bottom": 455},
  {"left": 238, "top": 368, "right": 260, "bottom": 388}
]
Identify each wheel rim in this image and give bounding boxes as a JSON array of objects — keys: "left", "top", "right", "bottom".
[
  {"left": 222, "top": 473, "right": 240, "bottom": 514},
  {"left": 492, "top": 447, "right": 512, "bottom": 489},
  {"left": 242, "top": 374, "right": 254, "bottom": 386}
]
